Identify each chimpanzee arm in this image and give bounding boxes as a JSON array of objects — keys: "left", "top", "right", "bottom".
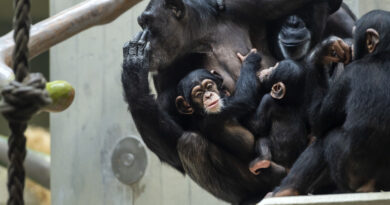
[
  {"left": 122, "top": 31, "right": 184, "bottom": 172},
  {"left": 307, "top": 36, "right": 352, "bottom": 70},
  {"left": 224, "top": 0, "right": 327, "bottom": 20},
  {"left": 247, "top": 93, "right": 274, "bottom": 137},
  {"left": 218, "top": 52, "right": 262, "bottom": 118},
  {"left": 311, "top": 76, "right": 350, "bottom": 137},
  {"left": 305, "top": 36, "right": 352, "bottom": 124}
]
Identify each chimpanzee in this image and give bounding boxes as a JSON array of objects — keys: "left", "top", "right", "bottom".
[
  {"left": 245, "top": 34, "right": 351, "bottom": 176},
  {"left": 267, "top": 2, "right": 355, "bottom": 62},
  {"left": 273, "top": 10, "right": 390, "bottom": 196},
  {"left": 123, "top": 0, "right": 356, "bottom": 203},
  {"left": 174, "top": 54, "right": 259, "bottom": 162},
  {"left": 175, "top": 51, "right": 288, "bottom": 177}
]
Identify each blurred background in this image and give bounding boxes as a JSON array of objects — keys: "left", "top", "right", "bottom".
[
  {"left": 0, "top": 1, "right": 50, "bottom": 204},
  {"left": 0, "top": 1, "right": 50, "bottom": 135}
]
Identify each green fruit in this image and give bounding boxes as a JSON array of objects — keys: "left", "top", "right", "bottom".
[{"left": 43, "top": 80, "right": 75, "bottom": 112}]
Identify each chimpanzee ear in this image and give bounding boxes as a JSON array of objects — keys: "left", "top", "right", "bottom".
[
  {"left": 165, "top": 0, "right": 185, "bottom": 19},
  {"left": 223, "top": 90, "right": 231, "bottom": 97},
  {"left": 175, "top": 96, "right": 194, "bottom": 115},
  {"left": 366, "top": 28, "right": 380, "bottom": 53},
  {"left": 270, "top": 82, "right": 286, "bottom": 100}
]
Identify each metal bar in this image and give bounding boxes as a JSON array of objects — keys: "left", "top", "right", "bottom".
[{"left": 0, "top": 136, "right": 50, "bottom": 189}]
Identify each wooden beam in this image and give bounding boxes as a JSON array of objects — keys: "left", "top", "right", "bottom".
[{"left": 0, "top": 0, "right": 142, "bottom": 87}]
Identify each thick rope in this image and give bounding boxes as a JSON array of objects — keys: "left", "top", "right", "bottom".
[{"left": 4, "top": 0, "right": 31, "bottom": 204}]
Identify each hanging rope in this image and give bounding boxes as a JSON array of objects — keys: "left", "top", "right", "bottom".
[{"left": 0, "top": 0, "right": 51, "bottom": 204}]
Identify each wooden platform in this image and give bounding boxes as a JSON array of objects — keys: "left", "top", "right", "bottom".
[{"left": 259, "top": 192, "right": 390, "bottom": 205}]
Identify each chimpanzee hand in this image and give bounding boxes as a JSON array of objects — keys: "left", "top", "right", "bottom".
[
  {"left": 123, "top": 30, "right": 151, "bottom": 74},
  {"left": 237, "top": 49, "right": 259, "bottom": 63},
  {"left": 321, "top": 36, "right": 352, "bottom": 65},
  {"left": 259, "top": 62, "right": 279, "bottom": 83}
]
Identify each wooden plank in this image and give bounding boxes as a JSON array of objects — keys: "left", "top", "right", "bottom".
[{"left": 259, "top": 192, "right": 390, "bottom": 205}]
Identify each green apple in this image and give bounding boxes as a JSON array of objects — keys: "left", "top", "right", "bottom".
[{"left": 43, "top": 80, "right": 75, "bottom": 112}]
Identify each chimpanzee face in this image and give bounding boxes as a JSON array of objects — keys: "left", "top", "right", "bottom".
[
  {"left": 176, "top": 69, "right": 227, "bottom": 115},
  {"left": 278, "top": 15, "right": 312, "bottom": 60},
  {"left": 190, "top": 79, "right": 223, "bottom": 114},
  {"left": 137, "top": 0, "right": 193, "bottom": 71}
]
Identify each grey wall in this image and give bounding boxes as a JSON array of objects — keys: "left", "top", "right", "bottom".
[
  {"left": 50, "top": 0, "right": 227, "bottom": 204},
  {"left": 49, "top": 1, "right": 389, "bottom": 205},
  {"left": 345, "top": 0, "right": 390, "bottom": 17}
]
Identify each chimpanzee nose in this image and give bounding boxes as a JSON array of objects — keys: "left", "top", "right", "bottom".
[
  {"left": 285, "top": 15, "right": 301, "bottom": 28},
  {"left": 138, "top": 11, "right": 153, "bottom": 29},
  {"left": 204, "top": 92, "right": 213, "bottom": 99}
]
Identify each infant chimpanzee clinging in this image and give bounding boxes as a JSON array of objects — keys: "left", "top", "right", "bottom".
[{"left": 175, "top": 50, "right": 287, "bottom": 175}]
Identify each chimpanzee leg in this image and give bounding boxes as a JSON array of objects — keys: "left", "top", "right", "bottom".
[
  {"left": 324, "top": 128, "right": 380, "bottom": 192},
  {"left": 177, "top": 132, "right": 274, "bottom": 204},
  {"left": 248, "top": 94, "right": 273, "bottom": 137},
  {"left": 249, "top": 138, "right": 286, "bottom": 175},
  {"left": 274, "top": 138, "right": 327, "bottom": 196}
]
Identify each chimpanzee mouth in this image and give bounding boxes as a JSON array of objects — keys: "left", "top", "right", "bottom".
[
  {"left": 207, "top": 100, "right": 219, "bottom": 108},
  {"left": 280, "top": 39, "right": 309, "bottom": 47}
]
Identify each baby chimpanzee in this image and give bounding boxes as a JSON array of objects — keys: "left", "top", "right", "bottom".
[
  {"left": 175, "top": 50, "right": 287, "bottom": 175},
  {"left": 247, "top": 35, "right": 352, "bottom": 175}
]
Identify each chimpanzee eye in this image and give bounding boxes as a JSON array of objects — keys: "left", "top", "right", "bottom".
[
  {"left": 207, "top": 83, "right": 213, "bottom": 90},
  {"left": 195, "top": 91, "right": 203, "bottom": 98}
]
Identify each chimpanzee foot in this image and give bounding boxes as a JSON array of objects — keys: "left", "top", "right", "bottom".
[
  {"left": 249, "top": 159, "right": 271, "bottom": 175},
  {"left": 273, "top": 188, "right": 299, "bottom": 197},
  {"left": 356, "top": 179, "right": 376, "bottom": 192}
]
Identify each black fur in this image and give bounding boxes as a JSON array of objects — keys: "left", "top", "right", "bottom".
[
  {"left": 275, "top": 10, "right": 390, "bottom": 195},
  {"left": 122, "top": 0, "right": 356, "bottom": 203}
]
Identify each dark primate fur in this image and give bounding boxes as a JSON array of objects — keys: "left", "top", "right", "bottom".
[
  {"left": 122, "top": 0, "right": 356, "bottom": 203},
  {"left": 275, "top": 10, "right": 390, "bottom": 195},
  {"left": 175, "top": 54, "right": 261, "bottom": 162}
]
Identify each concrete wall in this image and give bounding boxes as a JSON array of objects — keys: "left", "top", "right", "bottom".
[
  {"left": 50, "top": 0, "right": 227, "bottom": 204},
  {"left": 49, "top": 1, "right": 389, "bottom": 205},
  {"left": 344, "top": 0, "right": 390, "bottom": 17}
]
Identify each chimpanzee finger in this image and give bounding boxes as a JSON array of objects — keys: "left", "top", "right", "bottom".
[
  {"left": 340, "top": 41, "right": 352, "bottom": 64},
  {"left": 144, "top": 42, "right": 151, "bottom": 65},
  {"left": 138, "top": 30, "right": 148, "bottom": 45},
  {"left": 237, "top": 53, "right": 246, "bottom": 62},
  {"left": 323, "top": 56, "right": 340, "bottom": 64},
  {"left": 123, "top": 41, "right": 131, "bottom": 58},
  {"left": 129, "top": 31, "right": 143, "bottom": 55},
  {"left": 333, "top": 40, "right": 345, "bottom": 60}
]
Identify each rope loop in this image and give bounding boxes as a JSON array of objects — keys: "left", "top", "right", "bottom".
[{"left": 0, "top": 73, "right": 52, "bottom": 122}]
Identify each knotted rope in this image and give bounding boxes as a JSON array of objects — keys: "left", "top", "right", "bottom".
[{"left": 0, "top": 0, "right": 51, "bottom": 204}]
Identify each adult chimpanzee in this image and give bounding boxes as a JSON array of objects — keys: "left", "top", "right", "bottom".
[
  {"left": 273, "top": 10, "right": 390, "bottom": 196},
  {"left": 123, "top": 0, "right": 355, "bottom": 203},
  {"left": 267, "top": 2, "right": 355, "bottom": 61},
  {"left": 123, "top": 37, "right": 285, "bottom": 204}
]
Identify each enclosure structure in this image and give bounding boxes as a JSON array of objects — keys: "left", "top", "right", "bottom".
[{"left": 26, "top": 0, "right": 390, "bottom": 204}]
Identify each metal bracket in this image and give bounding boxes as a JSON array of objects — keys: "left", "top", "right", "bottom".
[{"left": 111, "top": 136, "right": 147, "bottom": 185}]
